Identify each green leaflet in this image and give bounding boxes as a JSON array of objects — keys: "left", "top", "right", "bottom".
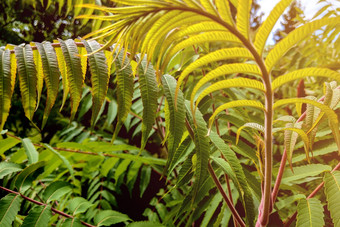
[
  {"left": 43, "top": 143, "right": 74, "bottom": 178},
  {"left": 209, "top": 130, "right": 255, "bottom": 227},
  {"left": 94, "top": 210, "right": 131, "bottom": 226},
  {"left": 14, "top": 161, "right": 46, "bottom": 192},
  {"left": 127, "top": 221, "right": 165, "bottom": 227},
  {"left": 162, "top": 74, "right": 186, "bottom": 174},
  {"left": 42, "top": 181, "right": 72, "bottom": 203},
  {"left": 15, "top": 44, "right": 37, "bottom": 121},
  {"left": 112, "top": 48, "right": 134, "bottom": 142},
  {"left": 137, "top": 56, "right": 159, "bottom": 151},
  {"left": 254, "top": 0, "right": 293, "bottom": 55},
  {"left": 61, "top": 218, "right": 83, "bottom": 227},
  {"left": 296, "top": 198, "right": 324, "bottom": 227},
  {"left": 0, "top": 162, "right": 22, "bottom": 179},
  {"left": 22, "top": 138, "right": 39, "bottom": 164},
  {"left": 0, "top": 137, "right": 21, "bottom": 155},
  {"left": 324, "top": 171, "right": 340, "bottom": 227},
  {"left": 81, "top": 40, "right": 110, "bottom": 127},
  {"left": 35, "top": 42, "right": 60, "bottom": 128},
  {"left": 281, "top": 164, "right": 331, "bottom": 185},
  {"left": 67, "top": 197, "right": 93, "bottom": 216},
  {"left": 0, "top": 49, "right": 15, "bottom": 130},
  {"left": 184, "top": 101, "right": 210, "bottom": 204},
  {"left": 265, "top": 16, "right": 340, "bottom": 72},
  {"left": 21, "top": 205, "right": 52, "bottom": 227},
  {"left": 58, "top": 39, "right": 84, "bottom": 121},
  {"left": 0, "top": 194, "right": 22, "bottom": 227}
]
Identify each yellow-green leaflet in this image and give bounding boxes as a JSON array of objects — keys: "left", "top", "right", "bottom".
[
  {"left": 175, "top": 47, "right": 253, "bottom": 104},
  {"left": 35, "top": 42, "right": 60, "bottom": 129},
  {"left": 81, "top": 40, "right": 110, "bottom": 127},
  {"left": 215, "top": 0, "right": 234, "bottom": 25},
  {"left": 324, "top": 171, "right": 340, "bottom": 227},
  {"left": 265, "top": 16, "right": 340, "bottom": 72},
  {"left": 58, "top": 39, "right": 84, "bottom": 122},
  {"left": 191, "top": 63, "right": 261, "bottom": 105},
  {"left": 195, "top": 78, "right": 265, "bottom": 112},
  {"left": 274, "top": 98, "right": 340, "bottom": 154},
  {"left": 254, "top": 0, "right": 294, "bottom": 55},
  {"left": 296, "top": 198, "right": 325, "bottom": 227},
  {"left": 15, "top": 45, "right": 37, "bottom": 121},
  {"left": 272, "top": 68, "right": 340, "bottom": 90},
  {"left": 0, "top": 49, "right": 15, "bottom": 130},
  {"left": 31, "top": 43, "right": 44, "bottom": 112},
  {"left": 167, "top": 31, "right": 241, "bottom": 58},
  {"left": 54, "top": 40, "right": 69, "bottom": 112},
  {"left": 236, "top": 122, "right": 265, "bottom": 145},
  {"left": 209, "top": 100, "right": 265, "bottom": 131},
  {"left": 236, "top": 0, "right": 251, "bottom": 39}
]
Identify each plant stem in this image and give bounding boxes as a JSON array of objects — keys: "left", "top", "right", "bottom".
[
  {"left": 0, "top": 186, "right": 95, "bottom": 227},
  {"left": 271, "top": 149, "right": 287, "bottom": 203},
  {"left": 208, "top": 162, "right": 246, "bottom": 227},
  {"left": 283, "top": 161, "right": 340, "bottom": 226}
]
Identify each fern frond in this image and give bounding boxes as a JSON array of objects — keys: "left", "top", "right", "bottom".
[
  {"left": 236, "top": 122, "right": 265, "bottom": 145},
  {"left": 265, "top": 16, "right": 340, "bottom": 72}
]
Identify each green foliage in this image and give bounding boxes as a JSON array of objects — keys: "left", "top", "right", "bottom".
[{"left": 1, "top": 0, "right": 340, "bottom": 226}]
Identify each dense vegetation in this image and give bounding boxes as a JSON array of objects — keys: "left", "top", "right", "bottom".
[{"left": 1, "top": 0, "right": 340, "bottom": 226}]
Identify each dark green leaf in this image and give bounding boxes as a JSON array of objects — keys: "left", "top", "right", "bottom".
[
  {"left": 21, "top": 205, "right": 52, "bottom": 227},
  {"left": 67, "top": 197, "right": 93, "bottom": 215},
  {"left": 43, "top": 181, "right": 72, "bottom": 203},
  {"left": 0, "top": 194, "right": 22, "bottom": 227},
  {"left": 94, "top": 210, "right": 131, "bottom": 226},
  {"left": 0, "top": 162, "right": 22, "bottom": 179},
  {"left": 14, "top": 161, "right": 45, "bottom": 192}
]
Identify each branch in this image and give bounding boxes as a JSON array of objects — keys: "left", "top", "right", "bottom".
[{"left": 0, "top": 186, "right": 95, "bottom": 227}]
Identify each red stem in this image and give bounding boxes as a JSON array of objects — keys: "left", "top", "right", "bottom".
[{"left": 208, "top": 162, "right": 246, "bottom": 227}]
